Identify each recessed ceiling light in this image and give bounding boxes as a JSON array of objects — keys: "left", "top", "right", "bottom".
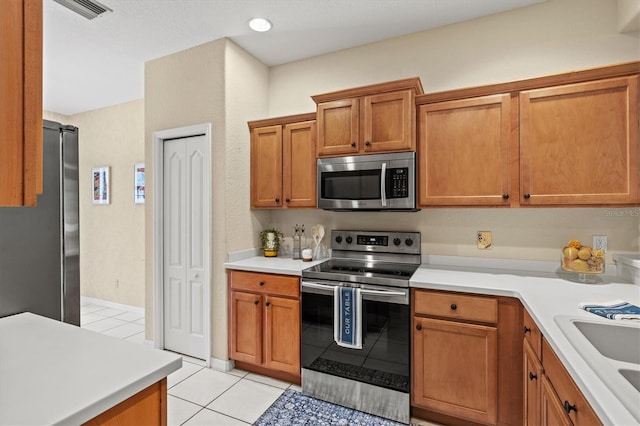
[{"left": 249, "top": 17, "right": 272, "bottom": 32}]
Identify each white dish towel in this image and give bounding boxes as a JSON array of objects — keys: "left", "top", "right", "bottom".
[{"left": 334, "top": 286, "right": 363, "bottom": 349}]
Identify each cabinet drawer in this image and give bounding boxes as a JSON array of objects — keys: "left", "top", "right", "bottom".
[
  {"left": 229, "top": 270, "right": 299, "bottom": 298},
  {"left": 542, "top": 338, "right": 602, "bottom": 426},
  {"left": 414, "top": 290, "right": 498, "bottom": 323},
  {"left": 523, "top": 309, "right": 542, "bottom": 359}
]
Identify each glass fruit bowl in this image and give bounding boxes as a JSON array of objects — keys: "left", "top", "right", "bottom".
[{"left": 561, "top": 242, "right": 604, "bottom": 283}]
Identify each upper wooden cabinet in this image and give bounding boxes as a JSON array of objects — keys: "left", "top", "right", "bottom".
[
  {"left": 416, "top": 62, "right": 640, "bottom": 208},
  {"left": 249, "top": 113, "right": 316, "bottom": 208},
  {"left": 520, "top": 76, "right": 639, "bottom": 205},
  {"left": 0, "top": 0, "right": 43, "bottom": 206},
  {"left": 418, "top": 94, "right": 514, "bottom": 206},
  {"left": 312, "top": 78, "right": 423, "bottom": 156}
]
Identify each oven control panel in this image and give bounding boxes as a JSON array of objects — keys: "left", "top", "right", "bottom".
[{"left": 331, "top": 230, "right": 421, "bottom": 255}]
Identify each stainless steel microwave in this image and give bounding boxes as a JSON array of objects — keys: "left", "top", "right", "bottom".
[{"left": 317, "top": 152, "right": 418, "bottom": 211}]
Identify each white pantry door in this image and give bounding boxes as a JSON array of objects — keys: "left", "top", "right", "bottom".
[{"left": 163, "top": 135, "right": 209, "bottom": 360}]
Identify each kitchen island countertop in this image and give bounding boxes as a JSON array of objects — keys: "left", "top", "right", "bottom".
[{"left": 0, "top": 312, "right": 182, "bottom": 425}]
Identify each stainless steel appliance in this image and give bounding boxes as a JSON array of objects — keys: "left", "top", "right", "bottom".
[
  {"left": 0, "top": 120, "right": 80, "bottom": 325},
  {"left": 317, "top": 152, "right": 417, "bottom": 211},
  {"left": 301, "top": 230, "right": 421, "bottom": 424}
]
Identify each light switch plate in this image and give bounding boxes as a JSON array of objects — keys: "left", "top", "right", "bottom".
[{"left": 477, "top": 231, "right": 492, "bottom": 249}]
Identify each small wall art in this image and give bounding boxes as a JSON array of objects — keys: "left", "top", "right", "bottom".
[
  {"left": 92, "top": 166, "right": 110, "bottom": 205},
  {"left": 134, "top": 162, "right": 145, "bottom": 204}
]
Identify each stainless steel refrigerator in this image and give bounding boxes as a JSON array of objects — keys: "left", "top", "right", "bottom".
[{"left": 0, "top": 120, "right": 80, "bottom": 325}]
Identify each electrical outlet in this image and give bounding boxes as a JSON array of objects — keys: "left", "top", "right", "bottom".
[
  {"left": 592, "top": 235, "right": 607, "bottom": 252},
  {"left": 477, "top": 231, "right": 492, "bottom": 249}
]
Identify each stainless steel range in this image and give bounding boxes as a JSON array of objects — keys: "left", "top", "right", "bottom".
[{"left": 301, "top": 230, "right": 421, "bottom": 424}]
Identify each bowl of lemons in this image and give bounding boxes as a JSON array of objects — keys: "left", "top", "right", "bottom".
[{"left": 562, "top": 240, "right": 604, "bottom": 274}]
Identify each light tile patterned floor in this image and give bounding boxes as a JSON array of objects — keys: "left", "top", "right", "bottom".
[{"left": 80, "top": 300, "right": 300, "bottom": 425}]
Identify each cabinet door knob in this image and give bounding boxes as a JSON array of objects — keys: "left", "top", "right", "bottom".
[
  {"left": 524, "top": 326, "right": 531, "bottom": 334},
  {"left": 502, "top": 194, "right": 509, "bottom": 200},
  {"left": 265, "top": 301, "right": 271, "bottom": 307},
  {"left": 450, "top": 303, "right": 457, "bottom": 310},
  {"left": 259, "top": 281, "right": 265, "bottom": 286},
  {"left": 275, "top": 198, "right": 280, "bottom": 202},
  {"left": 351, "top": 142, "right": 356, "bottom": 147},
  {"left": 365, "top": 141, "right": 371, "bottom": 146},
  {"left": 416, "top": 324, "right": 422, "bottom": 331},
  {"left": 563, "top": 401, "right": 577, "bottom": 414},
  {"left": 285, "top": 198, "right": 290, "bottom": 203},
  {"left": 529, "top": 372, "right": 537, "bottom": 381},
  {"left": 254, "top": 300, "right": 259, "bottom": 305},
  {"left": 523, "top": 193, "right": 531, "bottom": 199}
]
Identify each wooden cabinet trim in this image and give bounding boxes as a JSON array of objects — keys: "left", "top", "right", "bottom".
[
  {"left": 416, "top": 61, "right": 640, "bottom": 104},
  {"left": 540, "top": 373, "right": 572, "bottom": 426},
  {"left": 312, "top": 77, "right": 423, "bottom": 104},
  {"left": 248, "top": 112, "right": 316, "bottom": 129}
]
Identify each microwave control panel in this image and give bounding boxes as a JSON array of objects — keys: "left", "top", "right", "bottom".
[{"left": 388, "top": 168, "right": 409, "bottom": 198}]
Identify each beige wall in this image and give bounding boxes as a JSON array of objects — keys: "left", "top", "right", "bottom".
[
  {"left": 265, "top": 0, "right": 640, "bottom": 263},
  {"left": 44, "top": 102, "right": 146, "bottom": 308},
  {"left": 144, "top": 38, "right": 270, "bottom": 353}
]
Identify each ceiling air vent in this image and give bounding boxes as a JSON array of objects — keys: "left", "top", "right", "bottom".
[{"left": 53, "top": 0, "right": 112, "bottom": 20}]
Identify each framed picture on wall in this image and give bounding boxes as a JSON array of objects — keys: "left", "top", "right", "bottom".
[
  {"left": 134, "top": 162, "right": 145, "bottom": 204},
  {"left": 92, "top": 166, "right": 110, "bottom": 205}
]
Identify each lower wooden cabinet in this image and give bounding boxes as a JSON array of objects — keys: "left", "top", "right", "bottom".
[
  {"left": 83, "top": 378, "right": 167, "bottom": 426},
  {"left": 522, "top": 310, "right": 602, "bottom": 426},
  {"left": 228, "top": 270, "right": 301, "bottom": 382},
  {"left": 413, "top": 316, "right": 498, "bottom": 424},
  {"left": 412, "top": 289, "right": 522, "bottom": 426},
  {"left": 524, "top": 339, "right": 543, "bottom": 426}
]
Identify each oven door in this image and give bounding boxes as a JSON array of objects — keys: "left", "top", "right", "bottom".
[{"left": 300, "top": 280, "right": 410, "bottom": 393}]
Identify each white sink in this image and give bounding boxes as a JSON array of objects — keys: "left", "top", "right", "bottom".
[{"left": 554, "top": 315, "right": 640, "bottom": 422}]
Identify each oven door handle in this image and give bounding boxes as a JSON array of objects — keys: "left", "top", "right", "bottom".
[
  {"left": 301, "top": 281, "right": 336, "bottom": 291},
  {"left": 302, "top": 281, "right": 407, "bottom": 298},
  {"left": 360, "top": 288, "right": 406, "bottom": 297}
]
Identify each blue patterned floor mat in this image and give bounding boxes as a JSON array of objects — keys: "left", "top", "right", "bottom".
[{"left": 253, "top": 389, "right": 413, "bottom": 425}]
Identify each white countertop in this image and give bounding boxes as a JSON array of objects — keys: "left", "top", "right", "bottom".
[
  {"left": 224, "top": 255, "right": 326, "bottom": 276},
  {"left": 0, "top": 313, "right": 182, "bottom": 425},
  {"left": 225, "top": 255, "right": 640, "bottom": 425}
]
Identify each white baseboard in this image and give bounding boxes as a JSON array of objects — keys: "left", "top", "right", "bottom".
[
  {"left": 81, "top": 296, "right": 145, "bottom": 316},
  {"left": 209, "top": 357, "right": 235, "bottom": 372}
]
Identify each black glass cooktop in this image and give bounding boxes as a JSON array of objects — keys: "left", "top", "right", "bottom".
[{"left": 302, "top": 258, "right": 418, "bottom": 287}]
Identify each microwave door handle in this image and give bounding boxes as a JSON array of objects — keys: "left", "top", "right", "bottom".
[{"left": 380, "top": 162, "right": 387, "bottom": 206}]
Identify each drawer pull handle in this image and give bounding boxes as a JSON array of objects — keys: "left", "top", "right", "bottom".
[
  {"left": 450, "top": 303, "right": 457, "bottom": 310},
  {"left": 254, "top": 300, "right": 259, "bottom": 305},
  {"left": 416, "top": 324, "right": 422, "bottom": 331},
  {"left": 259, "top": 281, "right": 265, "bottom": 286},
  {"left": 528, "top": 372, "right": 537, "bottom": 381},
  {"left": 524, "top": 326, "right": 531, "bottom": 334},
  {"left": 563, "top": 401, "right": 577, "bottom": 414}
]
